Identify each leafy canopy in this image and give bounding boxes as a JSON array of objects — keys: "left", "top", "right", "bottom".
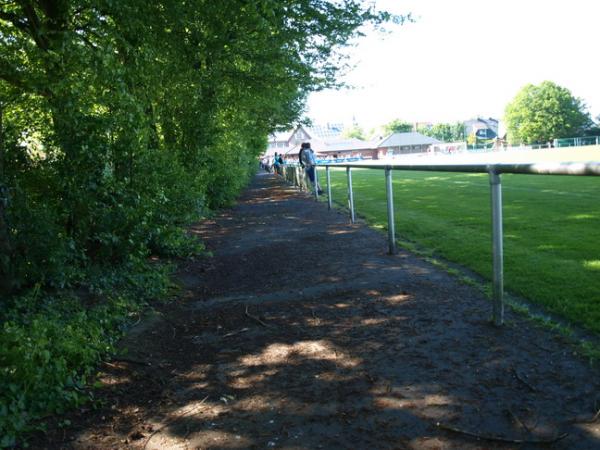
[
  {"left": 383, "top": 119, "right": 413, "bottom": 135},
  {"left": 504, "top": 81, "right": 592, "bottom": 144},
  {"left": 0, "top": 0, "right": 399, "bottom": 443},
  {"left": 0, "top": 0, "right": 393, "bottom": 293},
  {"left": 418, "top": 122, "right": 464, "bottom": 142},
  {"left": 342, "top": 124, "right": 366, "bottom": 139}
]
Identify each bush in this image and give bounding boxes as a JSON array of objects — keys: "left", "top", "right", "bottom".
[
  {"left": 0, "top": 261, "right": 172, "bottom": 446},
  {"left": 0, "top": 0, "right": 387, "bottom": 444}
]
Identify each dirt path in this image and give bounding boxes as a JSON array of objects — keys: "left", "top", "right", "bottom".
[{"left": 38, "top": 172, "right": 600, "bottom": 449}]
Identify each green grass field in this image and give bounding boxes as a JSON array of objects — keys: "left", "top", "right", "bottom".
[{"left": 319, "top": 167, "right": 600, "bottom": 334}]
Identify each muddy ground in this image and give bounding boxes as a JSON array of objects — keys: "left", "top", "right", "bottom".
[{"left": 35, "top": 172, "right": 600, "bottom": 449}]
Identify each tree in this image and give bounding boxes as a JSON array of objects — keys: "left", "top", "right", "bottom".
[
  {"left": 383, "top": 119, "right": 413, "bottom": 134},
  {"left": 583, "top": 115, "right": 600, "bottom": 136},
  {"left": 0, "top": 0, "right": 393, "bottom": 293},
  {"left": 504, "top": 81, "right": 592, "bottom": 144},
  {"left": 418, "top": 122, "right": 464, "bottom": 142},
  {"left": 342, "top": 124, "right": 365, "bottom": 139},
  {"left": 1, "top": 0, "right": 401, "bottom": 442}
]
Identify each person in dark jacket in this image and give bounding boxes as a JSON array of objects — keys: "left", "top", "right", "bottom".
[{"left": 299, "top": 142, "right": 323, "bottom": 194}]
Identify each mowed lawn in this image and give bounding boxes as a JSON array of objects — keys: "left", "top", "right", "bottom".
[{"left": 319, "top": 167, "right": 600, "bottom": 334}]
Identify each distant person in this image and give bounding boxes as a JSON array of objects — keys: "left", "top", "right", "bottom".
[
  {"left": 299, "top": 142, "right": 323, "bottom": 195},
  {"left": 277, "top": 153, "right": 284, "bottom": 175},
  {"left": 273, "top": 152, "right": 280, "bottom": 174}
]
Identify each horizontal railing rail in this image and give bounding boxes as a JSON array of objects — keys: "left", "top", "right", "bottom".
[
  {"left": 320, "top": 161, "right": 600, "bottom": 175},
  {"left": 285, "top": 161, "right": 600, "bottom": 327}
]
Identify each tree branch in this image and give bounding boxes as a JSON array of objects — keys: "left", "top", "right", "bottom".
[
  {"left": 0, "top": 8, "right": 30, "bottom": 32},
  {"left": 0, "top": 57, "right": 48, "bottom": 96},
  {"left": 14, "top": 0, "right": 49, "bottom": 50}
]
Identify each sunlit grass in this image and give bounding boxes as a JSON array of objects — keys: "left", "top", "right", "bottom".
[{"left": 319, "top": 167, "right": 600, "bottom": 334}]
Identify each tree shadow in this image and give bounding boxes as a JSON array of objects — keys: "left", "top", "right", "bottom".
[
  {"left": 33, "top": 173, "right": 600, "bottom": 450},
  {"left": 44, "top": 281, "right": 600, "bottom": 449}
]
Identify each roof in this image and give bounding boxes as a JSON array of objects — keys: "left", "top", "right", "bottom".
[
  {"left": 270, "top": 123, "right": 344, "bottom": 147},
  {"left": 321, "top": 138, "right": 376, "bottom": 152},
  {"left": 304, "top": 123, "right": 344, "bottom": 140},
  {"left": 283, "top": 141, "right": 325, "bottom": 156},
  {"left": 268, "top": 130, "right": 294, "bottom": 143},
  {"left": 377, "top": 132, "right": 441, "bottom": 148},
  {"left": 464, "top": 117, "right": 499, "bottom": 130},
  {"left": 283, "top": 137, "right": 376, "bottom": 157}
]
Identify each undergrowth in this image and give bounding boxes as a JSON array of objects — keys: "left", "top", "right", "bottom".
[{"left": 0, "top": 241, "right": 201, "bottom": 447}]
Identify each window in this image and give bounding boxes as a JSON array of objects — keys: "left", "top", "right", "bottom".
[{"left": 476, "top": 128, "right": 497, "bottom": 139}]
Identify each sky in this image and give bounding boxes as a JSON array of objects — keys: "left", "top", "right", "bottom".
[{"left": 306, "top": 0, "right": 600, "bottom": 131}]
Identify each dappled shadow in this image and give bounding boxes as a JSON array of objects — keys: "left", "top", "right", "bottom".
[
  {"left": 49, "top": 285, "right": 600, "bottom": 449},
  {"left": 34, "top": 172, "right": 600, "bottom": 450}
]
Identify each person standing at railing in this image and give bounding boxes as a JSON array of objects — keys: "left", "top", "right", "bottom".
[
  {"left": 264, "top": 155, "right": 273, "bottom": 172},
  {"left": 273, "top": 152, "right": 281, "bottom": 175},
  {"left": 299, "top": 142, "right": 323, "bottom": 195},
  {"left": 277, "top": 153, "right": 284, "bottom": 176}
]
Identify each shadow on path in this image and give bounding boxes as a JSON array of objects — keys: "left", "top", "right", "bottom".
[{"left": 38, "top": 172, "right": 600, "bottom": 449}]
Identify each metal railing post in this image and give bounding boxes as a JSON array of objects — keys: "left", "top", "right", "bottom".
[
  {"left": 326, "top": 166, "right": 332, "bottom": 210},
  {"left": 385, "top": 167, "right": 396, "bottom": 255},
  {"left": 314, "top": 166, "right": 319, "bottom": 200},
  {"left": 489, "top": 170, "right": 504, "bottom": 326},
  {"left": 346, "top": 167, "right": 355, "bottom": 223},
  {"left": 299, "top": 166, "right": 303, "bottom": 188}
]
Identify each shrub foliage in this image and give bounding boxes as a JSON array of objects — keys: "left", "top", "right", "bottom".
[{"left": 0, "top": 0, "right": 392, "bottom": 444}]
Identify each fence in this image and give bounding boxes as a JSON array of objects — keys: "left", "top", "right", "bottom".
[
  {"left": 555, "top": 136, "right": 600, "bottom": 147},
  {"left": 284, "top": 161, "right": 600, "bottom": 326},
  {"left": 473, "top": 136, "right": 600, "bottom": 151}
]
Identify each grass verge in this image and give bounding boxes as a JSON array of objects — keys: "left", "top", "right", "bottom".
[{"left": 319, "top": 167, "right": 600, "bottom": 335}]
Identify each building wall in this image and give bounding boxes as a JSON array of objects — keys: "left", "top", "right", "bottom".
[
  {"left": 380, "top": 144, "right": 430, "bottom": 155},
  {"left": 268, "top": 141, "right": 288, "bottom": 149},
  {"left": 319, "top": 148, "right": 378, "bottom": 160},
  {"left": 289, "top": 128, "right": 310, "bottom": 147}
]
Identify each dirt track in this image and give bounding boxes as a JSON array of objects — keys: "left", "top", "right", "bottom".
[{"left": 37, "top": 172, "right": 600, "bottom": 449}]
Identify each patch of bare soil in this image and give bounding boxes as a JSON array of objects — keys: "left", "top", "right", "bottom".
[{"left": 34, "top": 172, "right": 600, "bottom": 449}]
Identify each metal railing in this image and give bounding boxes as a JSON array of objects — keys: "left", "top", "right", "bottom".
[
  {"left": 555, "top": 136, "right": 600, "bottom": 147},
  {"left": 285, "top": 161, "right": 600, "bottom": 326}
]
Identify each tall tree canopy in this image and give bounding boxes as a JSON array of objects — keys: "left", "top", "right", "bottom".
[
  {"left": 342, "top": 123, "right": 366, "bottom": 139},
  {"left": 0, "top": 0, "right": 393, "bottom": 293},
  {"left": 0, "top": 2, "right": 401, "bottom": 443},
  {"left": 418, "top": 122, "right": 464, "bottom": 142},
  {"left": 383, "top": 119, "right": 413, "bottom": 134},
  {"left": 504, "top": 81, "right": 592, "bottom": 144}
]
